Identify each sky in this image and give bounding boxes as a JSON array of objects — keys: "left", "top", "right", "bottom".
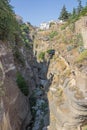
[{"left": 10, "top": 0, "right": 87, "bottom": 26}]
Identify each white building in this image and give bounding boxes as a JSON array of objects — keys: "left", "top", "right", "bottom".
[
  {"left": 40, "top": 22, "right": 50, "bottom": 30},
  {"left": 49, "top": 19, "right": 63, "bottom": 24},
  {"left": 39, "top": 20, "right": 63, "bottom": 30}
]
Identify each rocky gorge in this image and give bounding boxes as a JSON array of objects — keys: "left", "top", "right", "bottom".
[{"left": 0, "top": 15, "right": 87, "bottom": 130}]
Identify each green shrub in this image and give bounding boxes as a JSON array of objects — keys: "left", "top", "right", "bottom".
[
  {"left": 69, "top": 23, "right": 75, "bottom": 32},
  {"left": 22, "top": 31, "right": 26, "bottom": 35},
  {"left": 38, "top": 52, "right": 45, "bottom": 60},
  {"left": 78, "top": 46, "right": 85, "bottom": 53},
  {"left": 13, "top": 49, "right": 25, "bottom": 65},
  {"left": 16, "top": 72, "right": 29, "bottom": 96},
  {"left": 76, "top": 50, "right": 87, "bottom": 63},
  {"left": 20, "top": 24, "right": 32, "bottom": 48},
  {"left": 61, "top": 23, "right": 67, "bottom": 30},
  {"left": 47, "top": 49, "right": 52, "bottom": 54},
  {"left": 49, "top": 31, "right": 58, "bottom": 39},
  {"left": 72, "top": 34, "right": 83, "bottom": 47},
  {"left": 79, "top": 6, "right": 87, "bottom": 16},
  {"left": 21, "top": 24, "right": 29, "bottom": 33},
  {"left": 67, "top": 45, "right": 74, "bottom": 51},
  {"left": 47, "top": 49, "right": 55, "bottom": 55},
  {"left": 76, "top": 33, "right": 83, "bottom": 46},
  {"left": 68, "top": 14, "right": 79, "bottom": 23},
  {"left": 50, "top": 22, "right": 55, "bottom": 27}
]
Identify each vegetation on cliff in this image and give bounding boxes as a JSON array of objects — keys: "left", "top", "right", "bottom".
[
  {"left": 0, "top": 0, "right": 34, "bottom": 97},
  {"left": 59, "top": 5, "right": 70, "bottom": 21},
  {"left": 16, "top": 72, "right": 29, "bottom": 96},
  {"left": 0, "top": 0, "right": 19, "bottom": 41},
  {"left": 59, "top": 0, "right": 87, "bottom": 23}
]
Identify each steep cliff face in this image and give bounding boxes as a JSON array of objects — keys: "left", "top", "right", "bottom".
[
  {"left": 33, "top": 17, "right": 87, "bottom": 130},
  {"left": 75, "top": 16, "right": 87, "bottom": 49},
  {"left": 0, "top": 41, "right": 31, "bottom": 130},
  {"left": 0, "top": 20, "right": 40, "bottom": 130},
  {"left": 47, "top": 55, "right": 87, "bottom": 130},
  {"left": 0, "top": 16, "right": 87, "bottom": 130}
]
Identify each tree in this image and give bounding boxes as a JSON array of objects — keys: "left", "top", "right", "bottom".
[
  {"left": 72, "top": 8, "right": 77, "bottom": 16},
  {"left": 77, "top": 0, "right": 83, "bottom": 14},
  {"left": 85, "top": 1, "right": 87, "bottom": 7},
  {"left": 59, "top": 5, "right": 69, "bottom": 21}
]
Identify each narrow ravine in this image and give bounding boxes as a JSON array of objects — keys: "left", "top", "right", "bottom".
[{"left": 29, "top": 87, "right": 49, "bottom": 130}]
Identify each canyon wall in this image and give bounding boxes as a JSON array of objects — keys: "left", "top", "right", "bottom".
[
  {"left": 75, "top": 16, "right": 87, "bottom": 49},
  {"left": 33, "top": 17, "right": 87, "bottom": 130},
  {"left": 0, "top": 41, "right": 32, "bottom": 130},
  {"left": 0, "top": 16, "right": 87, "bottom": 130}
]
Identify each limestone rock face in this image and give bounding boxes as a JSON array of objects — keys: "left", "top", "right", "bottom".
[
  {"left": 1, "top": 15, "right": 87, "bottom": 130},
  {"left": 34, "top": 21, "right": 87, "bottom": 129},
  {"left": 0, "top": 41, "right": 31, "bottom": 130},
  {"left": 75, "top": 16, "right": 87, "bottom": 49},
  {"left": 46, "top": 54, "right": 87, "bottom": 130}
]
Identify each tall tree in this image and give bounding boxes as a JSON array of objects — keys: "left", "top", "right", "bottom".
[
  {"left": 72, "top": 8, "right": 77, "bottom": 16},
  {"left": 59, "top": 5, "right": 69, "bottom": 21},
  {"left": 86, "top": 1, "right": 87, "bottom": 7},
  {"left": 77, "top": 0, "right": 83, "bottom": 14}
]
